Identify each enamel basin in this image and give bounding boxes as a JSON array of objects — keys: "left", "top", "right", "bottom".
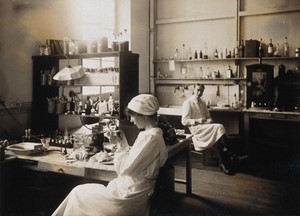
[{"left": 6, "top": 142, "right": 43, "bottom": 155}]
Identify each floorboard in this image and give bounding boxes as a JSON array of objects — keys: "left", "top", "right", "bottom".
[{"left": 150, "top": 151, "right": 300, "bottom": 216}]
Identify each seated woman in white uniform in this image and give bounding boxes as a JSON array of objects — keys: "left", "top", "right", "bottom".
[
  {"left": 181, "top": 84, "right": 234, "bottom": 175},
  {"left": 52, "top": 94, "right": 168, "bottom": 216}
]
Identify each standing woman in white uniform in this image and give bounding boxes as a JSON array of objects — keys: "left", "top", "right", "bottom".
[
  {"left": 181, "top": 84, "right": 233, "bottom": 175},
  {"left": 52, "top": 94, "right": 168, "bottom": 216}
]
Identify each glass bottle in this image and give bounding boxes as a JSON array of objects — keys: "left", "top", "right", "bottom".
[
  {"left": 199, "top": 50, "right": 203, "bottom": 59},
  {"left": 203, "top": 42, "right": 208, "bottom": 59},
  {"left": 259, "top": 38, "right": 264, "bottom": 58},
  {"left": 181, "top": 44, "right": 187, "bottom": 60},
  {"left": 239, "top": 40, "right": 245, "bottom": 58},
  {"left": 174, "top": 49, "right": 179, "bottom": 60},
  {"left": 70, "top": 97, "right": 75, "bottom": 112},
  {"left": 267, "top": 38, "right": 274, "bottom": 57},
  {"left": 156, "top": 68, "right": 162, "bottom": 78},
  {"left": 234, "top": 42, "right": 239, "bottom": 58},
  {"left": 274, "top": 43, "right": 280, "bottom": 57},
  {"left": 199, "top": 66, "right": 203, "bottom": 78},
  {"left": 194, "top": 50, "right": 198, "bottom": 60},
  {"left": 283, "top": 36, "right": 289, "bottom": 57},
  {"left": 214, "top": 49, "right": 219, "bottom": 59}
]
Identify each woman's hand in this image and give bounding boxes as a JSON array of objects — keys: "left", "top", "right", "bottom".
[
  {"left": 195, "top": 118, "right": 206, "bottom": 124},
  {"left": 205, "top": 118, "right": 213, "bottom": 124},
  {"left": 110, "top": 130, "right": 129, "bottom": 151}
]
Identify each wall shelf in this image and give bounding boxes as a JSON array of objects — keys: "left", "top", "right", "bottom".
[
  {"left": 155, "top": 13, "right": 235, "bottom": 25},
  {"left": 155, "top": 78, "right": 246, "bottom": 85},
  {"left": 239, "top": 6, "right": 300, "bottom": 17},
  {"left": 154, "top": 57, "right": 300, "bottom": 63}
]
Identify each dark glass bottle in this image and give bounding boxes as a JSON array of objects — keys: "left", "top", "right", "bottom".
[
  {"left": 194, "top": 50, "right": 198, "bottom": 59},
  {"left": 70, "top": 97, "right": 75, "bottom": 112},
  {"left": 199, "top": 50, "right": 203, "bottom": 59},
  {"left": 239, "top": 40, "right": 244, "bottom": 58},
  {"left": 267, "top": 38, "right": 274, "bottom": 57},
  {"left": 259, "top": 38, "right": 264, "bottom": 58}
]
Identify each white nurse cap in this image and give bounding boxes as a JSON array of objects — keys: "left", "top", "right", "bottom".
[{"left": 127, "top": 94, "right": 159, "bottom": 116}]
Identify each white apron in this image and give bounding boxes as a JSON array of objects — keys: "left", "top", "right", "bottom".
[
  {"left": 52, "top": 128, "right": 168, "bottom": 216},
  {"left": 189, "top": 123, "right": 225, "bottom": 151},
  {"left": 182, "top": 95, "right": 226, "bottom": 151}
]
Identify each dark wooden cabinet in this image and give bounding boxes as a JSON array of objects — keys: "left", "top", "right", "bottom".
[{"left": 31, "top": 52, "right": 139, "bottom": 135}]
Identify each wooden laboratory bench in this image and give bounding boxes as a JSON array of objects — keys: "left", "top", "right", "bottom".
[{"left": 5, "top": 134, "right": 193, "bottom": 195}]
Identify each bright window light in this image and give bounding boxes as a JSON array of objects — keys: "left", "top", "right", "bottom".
[{"left": 79, "top": 0, "right": 115, "bottom": 42}]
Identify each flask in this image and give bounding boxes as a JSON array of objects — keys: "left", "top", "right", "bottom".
[
  {"left": 283, "top": 37, "right": 289, "bottom": 57},
  {"left": 174, "top": 49, "right": 179, "bottom": 60},
  {"left": 259, "top": 38, "right": 264, "bottom": 58},
  {"left": 267, "top": 38, "right": 274, "bottom": 57}
]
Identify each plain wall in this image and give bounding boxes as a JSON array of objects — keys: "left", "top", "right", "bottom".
[{"left": 0, "top": 0, "right": 150, "bottom": 139}]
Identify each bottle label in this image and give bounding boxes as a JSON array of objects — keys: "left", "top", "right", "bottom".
[{"left": 268, "top": 46, "right": 273, "bottom": 54}]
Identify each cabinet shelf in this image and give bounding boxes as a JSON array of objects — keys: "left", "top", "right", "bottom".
[
  {"left": 32, "top": 51, "right": 132, "bottom": 60},
  {"left": 32, "top": 52, "right": 139, "bottom": 134}
]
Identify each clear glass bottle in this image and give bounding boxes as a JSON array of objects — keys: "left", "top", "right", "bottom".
[
  {"left": 267, "top": 38, "right": 274, "bottom": 57},
  {"left": 214, "top": 49, "right": 219, "bottom": 59},
  {"left": 174, "top": 49, "right": 179, "bottom": 60},
  {"left": 283, "top": 36, "right": 289, "bottom": 57},
  {"left": 274, "top": 43, "right": 280, "bottom": 57},
  {"left": 199, "top": 66, "right": 203, "bottom": 78},
  {"left": 234, "top": 41, "right": 239, "bottom": 58},
  {"left": 181, "top": 44, "right": 187, "bottom": 60}
]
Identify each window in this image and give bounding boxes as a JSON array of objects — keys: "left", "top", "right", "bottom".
[
  {"left": 78, "top": 0, "right": 116, "bottom": 97},
  {"left": 79, "top": 0, "right": 115, "bottom": 42}
]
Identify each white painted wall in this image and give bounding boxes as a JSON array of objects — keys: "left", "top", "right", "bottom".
[{"left": 116, "top": 0, "right": 150, "bottom": 93}]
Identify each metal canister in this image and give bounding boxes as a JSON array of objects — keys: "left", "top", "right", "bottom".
[{"left": 44, "top": 45, "right": 51, "bottom": 55}]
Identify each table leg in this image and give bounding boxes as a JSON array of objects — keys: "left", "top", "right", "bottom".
[{"left": 185, "top": 142, "right": 192, "bottom": 195}]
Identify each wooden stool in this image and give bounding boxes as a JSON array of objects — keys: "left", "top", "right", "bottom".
[{"left": 191, "top": 143, "right": 218, "bottom": 166}]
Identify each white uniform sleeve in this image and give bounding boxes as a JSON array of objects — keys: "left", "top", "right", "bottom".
[
  {"left": 114, "top": 134, "right": 161, "bottom": 176},
  {"left": 181, "top": 100, "right": 196, "bottom": 126}
]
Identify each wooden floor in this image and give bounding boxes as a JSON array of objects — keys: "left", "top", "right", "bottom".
[{"left": 150, "top": 151, "right": 300, "bottom": 216}]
